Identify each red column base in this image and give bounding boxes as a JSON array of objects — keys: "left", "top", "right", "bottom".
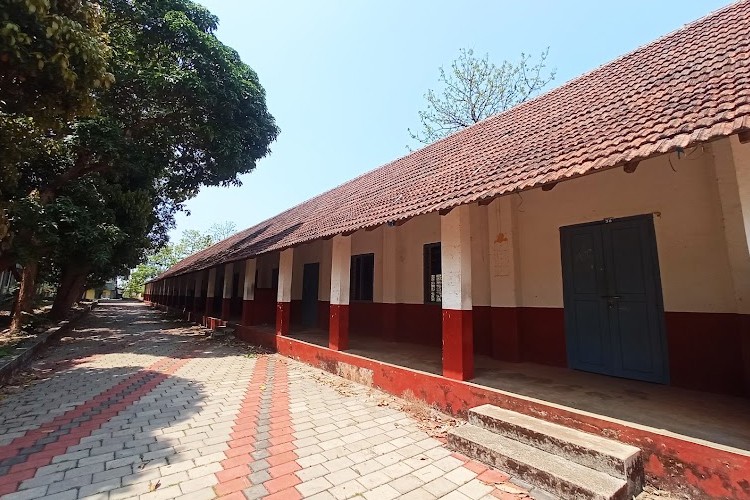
[
  {"left": 442, "top": 308, "right": 474, "bottom": 381},
  {"left": 381, "top": 303, "right": 397, "bottom": 341},
  {"left": 276, "top": 302, "right": 291, "bottom": 336},
  {"left": 329, "top": 304, "right": 350, "bottom": 351},
  {"left": 242, "top": 300, "right": 254, "bottom": 326},
  {"left": 221, "top": 298, "right": 231, "bottom": 320}
]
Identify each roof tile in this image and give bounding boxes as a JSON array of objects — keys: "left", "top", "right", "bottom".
[{"left": 158, "top": 1, "right": 750, "bottom": 279}]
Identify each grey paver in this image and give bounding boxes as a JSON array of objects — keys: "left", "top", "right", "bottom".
[{"left": 0, "top": 303, "right": 530, "bottom": 500}]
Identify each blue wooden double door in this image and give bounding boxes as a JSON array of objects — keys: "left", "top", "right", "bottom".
[{"left": 561, "top": 215, "right": 668, "bottom": 384}]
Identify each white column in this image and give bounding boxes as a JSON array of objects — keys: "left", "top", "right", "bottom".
[
  {"left": 206, "top": 268, "right": 217, "bottom": 299},
  {"left": 487, "top": 196, "right": 522, "bottom": 360},
  {"left": 276, "top": 248, "right": 294, "bottom": 335},
  {"left": 713, "top": 135, "right": 750, "bottom": 393},
  {"left": 193, "top": 271, "right": 203, "bottom": 310},
  {"left": 221, "top": 262, "right": 234, "bottom": 319},
  {"left": 330, "top": 236, "right": 351, "bottom": 307},
  {"left": 382, "top": 226, "right": 398, "bottom": 304},
  {"left": 382, "top": 226, "right": 398, "bottom": 339},
  {"left": 241, "top": 258, "right": 256, "bottom": 326},
  {"left": 714, "top": 135, "right": 750, "bottom": 313},
  {"left": 441, "top": 204, "right": 474, "bottom": 380},
  {"left": 488, "top": 197, "right": 521, "bottom": 307},
  {"left": 244, "top": 258, "right": 257, "bottom": 301},
  {"left": 223, "top": 262, "right": 234, "bottom": 299},
  {"left": 277, "top": 249, "right": 294, "bottom": 304},
  {"left": 206, "top": 267, "right": 217, "bottom": 317},
  {"left": 442, "top": 205, "right": 473, "bottom": 311},
  {"left": 319, "top": 240, "right": 332, "bottom": 303},
  {"left": 181, "top": 276, "right": 189, "bottom": 309},
  {"left": 329, "top": 235, "right": 351, "bottom": 350}
]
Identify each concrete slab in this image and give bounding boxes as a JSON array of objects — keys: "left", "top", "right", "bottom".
[{"left": 287, "top": 331, "right": 750, "bottom": 453}]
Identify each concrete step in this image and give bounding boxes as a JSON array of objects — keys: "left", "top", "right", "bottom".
[
  {"left": 449, "top": 424, "right": 631, "bottom": 500},
  {"left": 469, "top": 404, "right": 642, "bottom": 486}
]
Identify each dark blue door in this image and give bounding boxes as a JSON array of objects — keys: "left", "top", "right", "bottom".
[
  {"left": 561, "top": 215, "right": 668, "bottom": 384},
  {"left": 301, "top": 263, "right": 319, "bottom": 328}
]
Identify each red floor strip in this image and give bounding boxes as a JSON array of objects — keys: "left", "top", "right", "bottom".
[
  {"left": 262, "top": 360, "right": 302, "bottom": 500},
  {"left": 0, "top": 356, "right": 190, "bottom": 495},
  {"left": 213, "top": 356, "right": 269, "bottom": 497}
]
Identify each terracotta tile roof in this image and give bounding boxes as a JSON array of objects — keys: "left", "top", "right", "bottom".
[{"left": 158, "top": 0, "right": 750, "bottom": 280}]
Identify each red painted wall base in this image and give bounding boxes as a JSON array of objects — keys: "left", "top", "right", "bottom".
[
  {"left": 235, "top": 325, "right": 277, "bottom": 350},
  {"left": 329, "top": 304, "right": 349, "bottom": 351}
]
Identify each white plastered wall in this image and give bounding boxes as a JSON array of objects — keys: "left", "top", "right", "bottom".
[
  {"left": 292, "top": 241, "right": 323, "bottom": 300},
  {"left": 255, "top": 252, "right": 280, "bottom": 289},
  {"left": 712, "top": 135, "right": 750, "bottom": 314},
  {"left": 395, "top": 213, "right": 441, "bottom": 304},
  {"left": 351, "top": 227, "right": 384, "bottom": 302},
  {"left": 290, "top": 239, "right": 330, "bottom": 301},
  {"left": 231, "top": 139, "right": 741, "bottom": 317},
  {"left": 512, "top": 146, "right": 735, "bottom": 312}
]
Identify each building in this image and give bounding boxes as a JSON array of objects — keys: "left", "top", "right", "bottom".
[
  {"left": 145, "top": 2, "right": 750, "bottom": 497},
  {"left": 83, "top": 279, "right": 119, "bottom": 300}
]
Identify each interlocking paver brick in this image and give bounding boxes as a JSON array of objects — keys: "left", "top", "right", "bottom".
[{"left": 0, "top": 302, "right": 531, "bottom": 500}]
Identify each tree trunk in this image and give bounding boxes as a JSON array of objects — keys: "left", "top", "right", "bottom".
[
  {"left": 50, "top": 265, "right": 90, "bottom": 320},
  {"left": 9, "top": 260, "right": 39, "bottom": 332}
]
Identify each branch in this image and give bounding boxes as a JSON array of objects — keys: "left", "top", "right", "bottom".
[{"left": 40, "top": 152, "right": 111, "bottom": 202}]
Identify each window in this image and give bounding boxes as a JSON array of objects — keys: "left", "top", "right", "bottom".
[
  {"left": 423, "top": 243, "right": 442, "bottom": 303},
  {"left": 350, "top": 253, "right": 374, "bottom": 301}
]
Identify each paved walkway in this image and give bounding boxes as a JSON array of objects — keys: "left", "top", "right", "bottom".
[{"left": 0, "top": 302, "right": 533, "bottom": 500}]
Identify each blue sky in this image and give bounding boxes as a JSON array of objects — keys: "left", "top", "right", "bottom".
[{"left": 175, "top": 0, "right": 730, "bottom": 240}]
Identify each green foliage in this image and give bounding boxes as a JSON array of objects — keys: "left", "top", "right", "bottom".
[
  {"left": 409, "top": 48, "right": 555, "bottom": 145},
  {"left": 123, "top": 221, "right": 236, "bottom": 297},
  {"left": 1, "top": 0, "right": 277, "bottom": 324},
  {"left": 0, "top": 0, "right": 112, "bottom": 262},
  {"left": 0, "top": 0, "right": 112, "bottom": 123},
  {"left": 95, "top": 0, "right": 279, "bottom": 197}
]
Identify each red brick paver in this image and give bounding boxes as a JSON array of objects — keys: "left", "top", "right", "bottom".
[{"left": 0, "top": 302, "right": 532, "bottom": 499}]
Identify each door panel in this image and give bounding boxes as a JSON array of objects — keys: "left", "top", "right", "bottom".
[
  {"left": 301, "top": 263, "right": 319, "bottom": 328},
  {"left": 562, "top": 215, "right": 668, "bottom": 384},
  {"left": 570, "top": 232, "right": 600, "bottom": 294},
  {"left": 562, "top": 225, "right": 613, "bottom": 375},
  {"left": 573, "top": 299, "right": 608, "bottom": 368},
  {"left": 613, "top": 300, "right": 654, "bottom": 373}
]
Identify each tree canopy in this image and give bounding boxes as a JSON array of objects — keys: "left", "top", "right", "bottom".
[
  {"left": 409, "top": 48, "right": 555, "bottom": 146},
  {"left": 1, "top": 0, "right": 277, "bottom": 330},
  {"left": 0, "top": 0, "right": 113, "bottom": 262}
]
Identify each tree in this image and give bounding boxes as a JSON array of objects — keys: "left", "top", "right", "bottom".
[
  {"left": 122, "top": 222, "right": 236, "bottom": 298},
  {"left": 2, "top": 0, "right": 278, "bottom": 332},
  {"left": 0, "top": 0, "right": 112, "bottom": 274},
  {"left": 408, "top": 48, "right": 555, "bottom": 145}
]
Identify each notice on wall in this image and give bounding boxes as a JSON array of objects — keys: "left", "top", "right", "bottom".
[{"left": 492, "top": 232, "right": 511, "bottom": 277}]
